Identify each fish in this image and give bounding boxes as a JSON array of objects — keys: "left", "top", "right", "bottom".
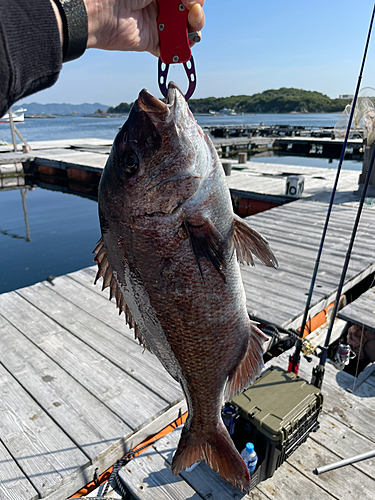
[{"left": 94, "top": 82, "right": 278, "bottom": 492}]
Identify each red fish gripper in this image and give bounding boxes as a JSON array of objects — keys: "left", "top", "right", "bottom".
[{"left": 157, "top": 0, "right": 198, "bottom": 100}]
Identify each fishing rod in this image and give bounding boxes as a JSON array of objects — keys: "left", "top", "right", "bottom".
[
  {"left": 288, "top": 3, "right": 375, "bottom": 375},
  {"left": 311, "top": 141, "right": 375, "bottom": 388}
]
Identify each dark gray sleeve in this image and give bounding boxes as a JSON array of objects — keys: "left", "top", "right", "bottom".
[{"left": 0, "top": 0, "right": 62, "bottom": 117}]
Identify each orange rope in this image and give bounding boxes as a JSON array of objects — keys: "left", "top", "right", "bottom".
[{"left": 69, "top": 411, "right": 188, "bottom": 498}]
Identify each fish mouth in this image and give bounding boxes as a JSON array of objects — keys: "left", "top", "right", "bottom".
[{"left": 138, "top": 83, "right": 185, "bottom": 124}]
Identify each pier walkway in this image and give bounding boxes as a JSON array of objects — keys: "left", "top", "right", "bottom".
[
  {"left": 0, "top": 195, "right": 374, "bottom": 499},
  {"left": 240, "top": 199, "right": 375, "bottom": 330},
  {"left": 0, "top": 269, "right": 184, "bottom": 500},
  {"left": 338, "top": 286, "right": 375, "bottom": 332},
  {"left": 1, "top": 137, "right": 375, "bottom": 499},
  {"left": 94, "top": 353, "right": 375, "bottom": 500},
  {"left": 0, "top": 138, "right": 366, "bottom": 205}
]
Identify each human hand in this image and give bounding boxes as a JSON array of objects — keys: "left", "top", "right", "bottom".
[{"left": 84, "top": 0, "right": 205, "bottom": 56}]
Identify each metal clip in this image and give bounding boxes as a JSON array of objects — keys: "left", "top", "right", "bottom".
[
  {"left": 158, "top": 55, "right": 197, "bottom": 101},
  {"left": 188, "top": 31, "right": 201, "bottom": 44}
]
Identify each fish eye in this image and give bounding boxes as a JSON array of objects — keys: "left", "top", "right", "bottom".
[{"left": 121, "top": 151, "right": 139, "bottom": 175}]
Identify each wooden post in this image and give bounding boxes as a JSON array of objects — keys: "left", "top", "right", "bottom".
[
  {"left": 238, "top": 152, "right": 247, "bottom": 163},
  {"left": 8, "top": 108, "right": 18, "bottom": 152},
  {"left": 222, "top": 161, "right": 232, "bottom": 176},
  {"left": 359, "top": 139, "right": 375, "bottom": 196}
]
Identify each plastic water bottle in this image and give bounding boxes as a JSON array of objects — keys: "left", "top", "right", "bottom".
[{"left": 241, "top": 442, "right": 258, "bottom": 475}]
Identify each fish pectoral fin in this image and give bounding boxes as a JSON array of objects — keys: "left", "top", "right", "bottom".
[
  {"left": 183, "top": 219, "right": 226, "bottom": 282},
  {"left": 224, "top": 323, "right": 268, "bottom": 401},
  {"left": 93, "top": 238, "right": 150, "bottom": 350},
  {"left": 233, "top": 214, "right": 278, "bottom": 268},
  {"left": 172, "top": 420, "right": 250, "bottom": 493}
]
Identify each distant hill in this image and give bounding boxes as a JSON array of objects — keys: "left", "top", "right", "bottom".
[
  {"left": 19, "top": 102, "right": 110, "bottom": 115},
  {"left": 106, "top": 102, "right": 133, "bottom": 114},
  {"left": 108, "top": 88, "right": 351, "bottom": 115},
  {"left": 188, "top": 88, "right": 351, "bottom": 114}
]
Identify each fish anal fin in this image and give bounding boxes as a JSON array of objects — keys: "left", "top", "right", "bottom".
[
  {"left": 93, "top": 237, "right": 143, "bottom": 348},
  {"left": 224, "top": 324, "right": 268, "bottom": 402},
  {"left": 233, "top": 214, "right": 278, "bottom": 269},
  {"left": 183, "top": 219, "right": 226, "bottom": 282},
  {"left": 172, "top": 421, "right": 250, "bottom": 493}
]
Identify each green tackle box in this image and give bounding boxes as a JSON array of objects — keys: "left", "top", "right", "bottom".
[{"left": 231, "top": 366, "right": 323, "bottom": 486}]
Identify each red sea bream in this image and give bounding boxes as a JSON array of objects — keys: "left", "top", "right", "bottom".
[{"left": 94, "top": 83, "right": 277, "bottom": 492}]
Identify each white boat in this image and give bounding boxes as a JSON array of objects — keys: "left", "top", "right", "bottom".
[
  {"left": 218, "top": 108, "right": 237, "bottom": 116},
  {"left": 0, "top": 108, "right": 26, "bottom": 123}
]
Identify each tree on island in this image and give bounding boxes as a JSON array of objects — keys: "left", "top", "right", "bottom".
[{"left": 107, "top": 88, "right": 351, "bottom": 115}]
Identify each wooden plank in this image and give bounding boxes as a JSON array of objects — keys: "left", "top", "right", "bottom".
[
  {"left": 0, "top": 291, "right": 175, "bottom": 429},
  {"left": 153, "top": 427, "right": 268, "bottom": 500},
  {"left": 123, "top": 425, "right": 339, "bottom": 500},
  {"left": 32, "top": 150, "right": 107, "bottom": 172},
  {"left": 0, "top": 442, "right": 38, "bottom": 500},
  {"left": 338, "top": 287, "right": 375, "bottom": 331},
  {"left": 226, "top": 163, "right": 360, "bottom": 200},
  {"left": 0, "top": 364, "right": 88, "bottom": 498},
  {"left": 29, "top": 138, "right": 113, "bottom": 150},
  {"left": 286, "top": 438, "right": 375, "bottom": 500},
  {"left": 0, "top": 312, "right": 132, "bottom": 461},
  {"left": 242, "top": 260, "right": 375, "bottom": 329},
  {"left": 309, "top": 414, "right": 375, "bottom": 479},
  {"left": 118, "top": 447, "right": 204, "bottom": 500},
  {"left": 53, "top": 272, "right": 146, "bottom": 343},
  {"left": 256, "top": 461, "right": 336, "bottom": 500},
  {"left": 50, "top": 400, "right": 188, "bottom": 500},
  {"left": 14, "top": 282, "right": 182, "bottom": 404}
]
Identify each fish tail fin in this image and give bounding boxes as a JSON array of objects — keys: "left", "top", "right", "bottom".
[
  {"left": 224, "top": 323, "right": 267, "bottom": 402},
  {"left": 171, "top": 421, "right": 250, "bottom": 492}
]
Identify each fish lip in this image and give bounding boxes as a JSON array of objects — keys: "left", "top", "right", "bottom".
[
  {"left": 138, "top": 89, "right": 170, "bottom": 122},
  {"left": 166, "top": 83, "right": 185, "bottom": 123},
  {"left": 137, "top": 84, "right": 185, "bottom": 125}
]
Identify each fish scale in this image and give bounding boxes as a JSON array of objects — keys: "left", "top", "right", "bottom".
[{"left": 95, "top": 82, "right": 278, "bottom": 492}]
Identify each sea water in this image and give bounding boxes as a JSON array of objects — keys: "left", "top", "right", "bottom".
[{"left": 0, "top": 114, "right": 362, "bottom": 294}]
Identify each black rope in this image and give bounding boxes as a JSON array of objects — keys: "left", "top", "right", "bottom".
[{"left": 100, "top": 440, "right": 154, "bottom": 498}]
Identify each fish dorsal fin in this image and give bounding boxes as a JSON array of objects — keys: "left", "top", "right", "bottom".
[
  {"left": 183, "top": 219, "right": 226, "bottom": 282},
  {"left": 233, "top": 214, "right": 278, "bottom": 268},
  {"left": 93, "top": 238, "right": 150, "bottom": 351}
]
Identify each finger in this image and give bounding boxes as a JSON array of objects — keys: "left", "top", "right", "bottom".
[
  {"left": 187, "top": 3, "right": 205, "bottom": 33},
  {"left": 182, "top": 0, "right": 205, "bottom": 7}
]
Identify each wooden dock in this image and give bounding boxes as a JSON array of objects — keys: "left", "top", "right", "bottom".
[
  {"left": 0, "top": 133, "right": 364, "bottom": 173},
  {"left": 0, "top": 269, "right": 184, "bottom": 500},
  {"left": 100, "top": 352, "right": 375, "bottom": 500},
  {"left": 240, "top": 199, "right": 375, "bottom": 330},
  {"left": 0, "top": 196, "right": 374, "bottom": 499},
  {"left": 338, "top": 286, "right": 375, "bottom": 332},
  {"left": 1, "top": 137, "right": 375, "bottom": 499},
  {"left": 0, "top": 138, "right": 366, "bottom": 206},
  {"left": 225, "top": 160, "right": 362, "bottom": 205}
]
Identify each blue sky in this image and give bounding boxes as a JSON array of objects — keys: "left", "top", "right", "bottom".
[{"left": 22, "top": 1, "right": 375, "bottom": 106}]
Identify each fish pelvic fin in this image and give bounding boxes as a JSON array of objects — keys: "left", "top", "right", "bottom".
[
  {"left": 171, "top": 421, "right": 250, "bottom": 493},
  {"left": 224, "top": 323, "right": 267, "bottom": 402},
  {"left": 93, "top": 238, "right": 151, "bottom": 351},
  {"left": 233, "top": 214, "right": 278, "bottom": 269},
  {"left": 183, "top": 219, "right": 227, "bottom": 282}
]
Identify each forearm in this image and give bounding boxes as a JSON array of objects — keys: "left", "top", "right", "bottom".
[
  {"left": 0, "top": 0, "right": 62, "bottom": 116},
  {"left": 49, "top": 0, "right": 99, "bottom": 50},
  {"left": 49, "top": 0, "right": 205, "bottom": 53}
]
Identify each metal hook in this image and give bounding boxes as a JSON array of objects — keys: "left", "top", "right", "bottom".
[{"left": 158, "top": 55, "right": 197, "bottom": 101}]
